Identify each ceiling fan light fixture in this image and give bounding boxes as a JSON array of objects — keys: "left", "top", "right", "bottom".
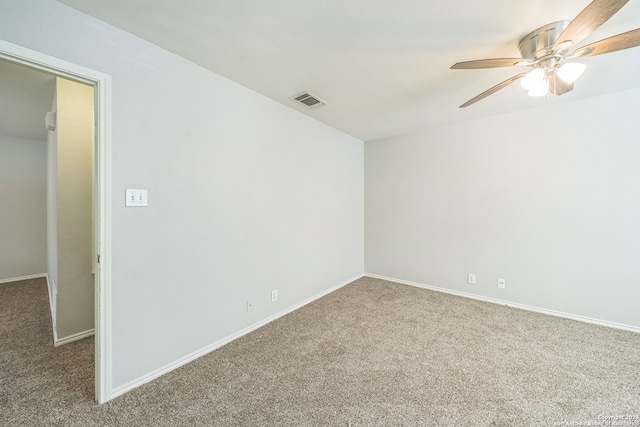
[
  {"left": 527, "top": 78, "right": 549, "bottom": 97},
  {"left": 557, "top": 62, "right": 587, "bottom": 84},
  {"left": 452, "top": 0, "right": 640, "bottom": 108},
  {"left": 521, "top": 68, "right": 546, "bottom": 90}
]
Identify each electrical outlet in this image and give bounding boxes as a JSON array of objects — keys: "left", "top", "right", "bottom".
[
  {"left": 497, "top": 278, "right": 506, "bottom": 289},
  {"left": 467, "top": 274, "right": 476, "bottom": 284},
  {"left": 271, "top": 289, "right": 278, "bottom": 302},
  {"left": 246, "top": 299, "right": 255, "bottom": 312}
]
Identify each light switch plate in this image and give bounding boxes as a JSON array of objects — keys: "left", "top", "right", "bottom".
[{"left": 126, "top": 189, "right": 148, "bottom": 207}]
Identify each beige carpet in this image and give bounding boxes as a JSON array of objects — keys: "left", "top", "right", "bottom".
[{"left": 1, "top": 276, "right": 639, "bottom": 426}]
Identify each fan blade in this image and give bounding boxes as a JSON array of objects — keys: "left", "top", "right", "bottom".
[
  {"left": 459, "top": 72, "right": 527, "bottom": 108},
  {"left": 451, "top": 58, "right": 531, "bottom": 69},
  {"left": 553, "top": 0, "right": 630, "bottom": 52},
  {"left": 549, "top": 73, "right": 574, "bottom": 96},
  {"left": 570, "top": 28, "right": 640, "bottom": 58}
]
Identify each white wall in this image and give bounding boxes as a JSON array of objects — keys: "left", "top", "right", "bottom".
[
  {"left": 0, "top": 134, "right": 47, "bottom": 280},
  {"left": 366, "top": 88, "right": 640, "bottom": 329},
  {"left": 0, "top": 0, "right": 364, "bottom": 391}
]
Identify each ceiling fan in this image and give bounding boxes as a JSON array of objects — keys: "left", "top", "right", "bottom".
[{"left": 451, "top": 0, "right": 640, "bottom": 108}]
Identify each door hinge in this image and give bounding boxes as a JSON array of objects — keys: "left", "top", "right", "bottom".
[{"left": 97, "top": 254, "right": 101, "bottom": 264}]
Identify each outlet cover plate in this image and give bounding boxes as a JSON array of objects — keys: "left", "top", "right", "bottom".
[
  {"left": 467, "top": 274, "right": 476, "bottom": 284},
  {"left": 125, "top": 188, "right": 148, "bottom": 207},
  {"left": 497, "top": 278, "right": 506, "bottom": 289}
]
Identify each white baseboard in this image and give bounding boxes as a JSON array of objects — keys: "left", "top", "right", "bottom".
[
  {"left": 0, "top": 273, "right": 47, "bottom": 285},
  {"left": 111, "top": 273, "right": 364, "bottom": 400},
  {"left": 55, "top": 328, "right": 95, "bottom": 347},
  {"left": 365, "top": 273, "right": 640, "bottom": 334}
]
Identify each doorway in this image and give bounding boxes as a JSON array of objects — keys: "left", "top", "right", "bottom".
[{"left": 0, "top": 39, "right": 112, "bottom": 403}]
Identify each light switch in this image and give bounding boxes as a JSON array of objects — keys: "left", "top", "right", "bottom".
[{"left": 125, "top": 189, "right": 148, "bottom": 207}]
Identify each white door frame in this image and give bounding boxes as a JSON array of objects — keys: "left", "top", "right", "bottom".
[{"left": 0, "top": 39, "right": 113, "bottom": 404}]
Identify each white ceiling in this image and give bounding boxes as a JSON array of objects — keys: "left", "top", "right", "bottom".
[
  {"left": 0, "top": 60, "right": 55, "bottom": 141},
  {"left": 57, "top": 0, "right": 640, "bottom": 141}
]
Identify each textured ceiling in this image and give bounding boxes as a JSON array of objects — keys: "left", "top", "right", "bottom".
[
  {"left": 0, "top": 60, "right": 55, "bottom": 141},
  {"left": 57, "top": 0, "right": 640, "bottom": 141}
]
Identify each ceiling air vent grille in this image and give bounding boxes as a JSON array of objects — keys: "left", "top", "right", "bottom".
[{"left": 291, "top": 91, "right": 326, "bottom": 109}]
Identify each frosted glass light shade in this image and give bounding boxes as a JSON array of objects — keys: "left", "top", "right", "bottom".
[
  {"left": 528, "top": 78, "right": 549, "bottom": 97},
  {"left": 557, "top": 63, "right": 586, "bottom": 84},
  {"left": 521, "top": 68, "right": 546, "bottom": 90}
]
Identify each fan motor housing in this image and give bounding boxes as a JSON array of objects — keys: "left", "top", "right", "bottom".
[{"left": 518, "top": 20, "right": 570, "bottom": 59}]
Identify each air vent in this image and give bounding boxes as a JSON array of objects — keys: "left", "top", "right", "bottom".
[{"left": 291, "top": 91, "right": 326, "bottom": 109}]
